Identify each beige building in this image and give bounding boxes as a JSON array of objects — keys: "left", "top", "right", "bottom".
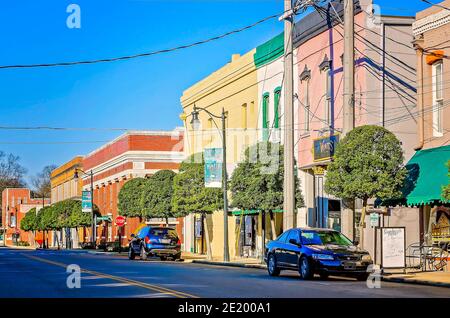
[{"left": 50, "top": 156, "right": 84, "bottom": 248}]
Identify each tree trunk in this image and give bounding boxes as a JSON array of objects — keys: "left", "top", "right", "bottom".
[
  {"left": 55, "top": 231, "right": 60, "bottom": 250},
  {"left": 269, "top": 211, "right": 277, "bottom": 240},
  {"left": 359, "top": 198, "right": 368, "bottom": 249},
  {"left": 204, "top": 214, "right": 212, "bottom": 261},
  {"left": 165, "top": 217, "right": 169, "bottom": 226}
]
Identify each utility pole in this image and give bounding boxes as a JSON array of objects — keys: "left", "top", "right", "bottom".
[
  {"left": 283, "top": 0, "right": 296, "bottom": 231},
  {"left": 342, "top": 0, "right": 355, "bottom": 242}
]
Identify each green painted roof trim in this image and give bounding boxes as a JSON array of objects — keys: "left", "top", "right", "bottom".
[
  {"left": 231, "top": 209, "right": 284, "bottom": 215},
  {"left": 254, "top": 32, "right": 284, "bottom": 69},
  {"left": 402, "top": 145, "right": 450, "bottom": 206}
]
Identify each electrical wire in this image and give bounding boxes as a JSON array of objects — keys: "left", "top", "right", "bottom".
[{"left": 0, "top": 12, "right": 283, "bottom": 70}]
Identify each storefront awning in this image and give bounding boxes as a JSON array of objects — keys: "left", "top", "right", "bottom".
[
  {"left": 399, "top": 145, "right": 450, "bottom": 206},
  {"left": 231, "top": 209, "right": 284, "bottom": 216}
]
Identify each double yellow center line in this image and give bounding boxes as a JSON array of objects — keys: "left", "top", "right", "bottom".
[{"left": 23, "top": 254, "right": 198, "bottom": 298}]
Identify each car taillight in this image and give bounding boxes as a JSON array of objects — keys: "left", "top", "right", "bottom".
[
  {"left": 177, "top": 239, "right": 181, "bottom": 245},
  {"left": 145, "top": 237, "right": 150, "bottom": 244}
]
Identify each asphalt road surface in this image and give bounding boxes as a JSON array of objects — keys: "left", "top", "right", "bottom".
[{"left": 0, "top": 247, "right": 448, "bottom": 298}]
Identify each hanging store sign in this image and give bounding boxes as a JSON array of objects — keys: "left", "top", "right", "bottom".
[
  {"left": 81, "top": 190, "right": 92, "bottom": 213},
  {"left": 313, "top": 134, "right": 339, "bottom": 162},
  {"left": 204, "top": 148, "right": 223, "bottom": 188}
]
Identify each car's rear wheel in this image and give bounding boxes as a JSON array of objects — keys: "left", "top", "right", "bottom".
[
  {"left": 299, "top": 256, "right": 313, "bottom": 280},
  {"left": 172, "top": 253, "right": 181, "bottom": 261},
  {"left": 128, "top": 247, "right": 135, "bottom": 260},
  {"left": 160, "top": 256, "right": 167, "bottom": 261},
  {"left": 140, "top": 245, "right": 148, "bottom": 261},
  {"left": 267, "top": 254, "right": 280, "bottom": 277}
]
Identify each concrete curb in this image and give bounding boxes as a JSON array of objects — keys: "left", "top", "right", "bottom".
[
  {"left": 382, "top": 276, "right": 450, "bottom": 288},
  {"left": 192, "top": 259, "right": 267, "bottom": 270}
]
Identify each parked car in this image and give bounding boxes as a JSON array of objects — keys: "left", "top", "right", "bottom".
[
  {"left": 128, "top": 226, "right": 181, "bottom": 261},
  {"left": 264, "top": 228, "right": 373, "bottom": 281}
]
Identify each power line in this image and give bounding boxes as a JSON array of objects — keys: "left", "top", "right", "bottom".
[
  {"left": 419, "top": 0, "right": 450, "bottom": 12},
  {"left": 0, "top": 13, "right": 283, "bottom": 70}
]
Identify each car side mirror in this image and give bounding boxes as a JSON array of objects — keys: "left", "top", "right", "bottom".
[
  {"left": 289, "top": 238, "right": 300, "bottom": 246},
  {"left": 130, "top": 234, "right": 135, "bottom": 238}
]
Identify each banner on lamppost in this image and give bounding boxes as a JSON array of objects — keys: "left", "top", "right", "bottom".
[
  {"left": 204, "top": 148, "right": 222, "bottom": 188},
  {"left": 81, "top": 190, "right": 92, "bottom": 213}
]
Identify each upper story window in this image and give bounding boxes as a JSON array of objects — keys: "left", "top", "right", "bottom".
[
  {"left": 262, "top": 93, "right": 270, "bottom": 140},
  {"left": 300, "top": 65, "right": 311, "bottom": 133},
  {"left": 319, "top": 55, "right": 332, "bottom": 129},
  {"left": 274, "top": 88, "right": 282, "bottom": 129},
  {"left": 432, "top": 60, "right": 444, "bottom": 136},
  {"left": 241, "top": 103, "right": 248, "bottom": 130}
]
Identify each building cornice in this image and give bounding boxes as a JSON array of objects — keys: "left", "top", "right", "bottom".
[
  {"left": 82, "top": 150, "right": 185, "bottom": 179},
  {"left": 413, "top": 9, "right": 450, "bottom": 36}
]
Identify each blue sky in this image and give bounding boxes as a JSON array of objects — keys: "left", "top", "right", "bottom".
[{"left": 0, "top": 0, "right": 429, "bottom": 183}]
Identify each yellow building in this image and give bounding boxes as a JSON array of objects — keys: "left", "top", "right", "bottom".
[
  {"left": 180, "top": 47, "right": 284, "bottom": 260},
  {"left": 50, "top": 156, "right": 84, "bottom": 248}
]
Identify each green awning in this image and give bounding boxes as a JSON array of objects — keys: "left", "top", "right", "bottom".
[
  {"left": 401, "top": 145, "right": 450, "bottom": 206},
  {"left": 231, "top": 209, "right": 284, "bottom": 216}
]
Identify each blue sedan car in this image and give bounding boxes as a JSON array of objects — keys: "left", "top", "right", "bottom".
[
  {"left": 128, "top": 226, "right": 181, "bottom": 261},
  {"left": 264, "top": 228, "right": 373, "bottom": 280}
]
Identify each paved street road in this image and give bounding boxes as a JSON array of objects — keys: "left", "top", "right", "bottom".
[{"left": 0, "top": 247, "right": 448, "bottom": 298}]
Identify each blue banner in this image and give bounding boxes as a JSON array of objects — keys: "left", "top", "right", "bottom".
[
  {"left": 81, "top": 190, "right": 92, "bottom": 213},
  {"left": 204, "top": 148, "right": 223, "bottom": 188}
]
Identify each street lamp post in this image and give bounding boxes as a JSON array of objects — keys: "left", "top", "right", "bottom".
[
  {"left": 188, "top": 105, "right": 230, "bottom": 262},
  {"left": 74, "top": 169, "right": 96, "bottom": 249}
]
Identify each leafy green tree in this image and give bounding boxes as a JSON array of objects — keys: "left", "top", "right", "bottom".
[
  {"left": 172, "top": 153, "right": 223, "bottom": 258},
  {"left": 117, "top": 178, "right": 147, "bottom": 221},
  {"left": 172, "top": 154, "right": 223, "bottom": 215},
  {"left": 442, "top": 160, "right": 450, "bottom": 201},
  {"left": 230, "top": 141, "right": 304, "bottom": 240},
  {"left": 324, "top": 125, "right": 407, "bottom": 246},
  {"left": 141, "top": 170, "right": 177, "bottom": 224},
  {"left": 20, "top": 208, "right": 38, "bottom": 247},
  {"left": 36, "top": 206, "right": 54, "bottom": 248},
  {"left": 20, "top": 208, "right": 37, "bottom": 232}
]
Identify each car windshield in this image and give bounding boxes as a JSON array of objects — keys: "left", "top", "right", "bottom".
[{"left": 300, "top": 231, "right": 352, "bottom": 246}]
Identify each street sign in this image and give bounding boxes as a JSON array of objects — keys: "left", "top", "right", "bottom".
[
  {"left": 81, "top": 191, "right": 92, "bottom": 213},
  {"left": 115, "top": 216, "right": 126, "bottom": 227},
  {"left": 204, "top": 148, "right": 223, "bottom": 188},
  {"left": 369, "top": 213, "right": 379, "bottom": 228}
]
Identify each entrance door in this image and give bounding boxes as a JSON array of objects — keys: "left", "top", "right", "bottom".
[{"left": 315, "top": 175, "right": 328, "bottom": 228}]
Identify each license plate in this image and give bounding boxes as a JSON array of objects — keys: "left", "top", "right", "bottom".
[
  {"left": 160, "top": 239, "right": 171, "bottom": 244},
  {"left": 343, "top": 262, "right": 356, "bottom": 270}
]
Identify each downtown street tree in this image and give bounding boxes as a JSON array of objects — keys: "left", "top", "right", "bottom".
[
  {"left": 117, "top": 178, "right": 147, "bottom": 222},
  {"left": 141, "top": 170, "right": 177, "bottom": 225},
  {"left": 172, "top": 153, "right": 222, "bottom": 259},
  {"left": 20, "top": 208, "right": 37, "bottom": 246},
  {"left": 324, "top": 125, "right": 407, "bottom": 245},
  {"left": 230, "top": 141, "right": 304, "bottom": 240}
]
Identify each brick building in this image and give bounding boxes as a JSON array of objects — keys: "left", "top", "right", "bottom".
[
  {"left": 81, "top": 129, "right": 185, "bottom": 247},
  {"left": 1, "top": 188, "right": 50, "bottom": 246}
]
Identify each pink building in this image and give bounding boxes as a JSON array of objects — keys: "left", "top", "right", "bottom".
[{"left": 294, "top": 0, "right": 418, "bottom": 250}]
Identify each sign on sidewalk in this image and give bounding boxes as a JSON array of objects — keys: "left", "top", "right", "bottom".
[{"left": 81, "top": 190, "right": 92, "bottom": 213}]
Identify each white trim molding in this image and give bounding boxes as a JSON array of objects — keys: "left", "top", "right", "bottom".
[{"left": 413, "top": 9, "right": 450, "bottom": 36}]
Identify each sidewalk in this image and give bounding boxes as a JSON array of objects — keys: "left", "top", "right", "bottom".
[
  {"left": 191, "top": 257, "right": 267, "bottom": 269},
  {"left": 382, "top": 271, "right": 450, "bottom": 288}
]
